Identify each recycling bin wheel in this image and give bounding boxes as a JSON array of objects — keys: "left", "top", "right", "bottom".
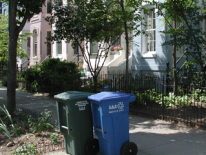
[
  {"left": 121, "top": 142, "right": 138, "bottom": 155},
  {"left": 86, "top": 138, "right": 100, "bottom": 155}
]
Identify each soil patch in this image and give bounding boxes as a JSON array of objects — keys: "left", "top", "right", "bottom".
[
  {"left": 0, "top": 128, "right": 64, "bottom": 155},
  {"left": 0, "top": 111, "right": 64, "bottom": 155}
]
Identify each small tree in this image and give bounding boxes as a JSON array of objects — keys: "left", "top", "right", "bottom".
[
  {"left": 157, "top": 0, "right": 206, "bottom": 94},
  {"left": 0, "top": 14, "right": 30, "bottom": 74},
  {"left": 46, "top": 0, "right": 126, "bottom": 92},
  {"left": 118, "top": 0, "right": 149, "bottom": 92},
  {"left": 0, "top": 14, "right": 9, "bottom": 73}
]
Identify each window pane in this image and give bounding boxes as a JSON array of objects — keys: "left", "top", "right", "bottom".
[
  {"left": 57, "top": 42, "right": 62, "bottom": 54},
  {"left": 35, "top": 31, "right": 37, "bottom": 42},
  {"left": 90, "top": 42, "right": 98, "bottom": 54},
  {"left": 47, "top": 31, "right": 51, "bottom": 56},
  {"left": 33, "top": 30, "right": 37, "bottom": 56},
  {"left": 146, "top": 30, "right": 155, "bottom": 51},
  {"left": 47, "top": 0, "right": 51, "bottom": 13},
  {"left": 34, "top": 44, "right": 37, "bottom": 56},
  {"left": 47, "top": 43, "right": 51, "bottom": 56},
  {"left": 27, "top": 37, "right": 30, "bottom": 55},
  {"left": 113, "top": 36, "right": 121, "bottom": 47},
  {"left": 47, "top": 31, "right": 51, "bottom": 39},
  {"left": 74, "top": 46, "right": 78, "bottom": 55},
  {"left": 145, "top": 10, "right": 156, "bottom": 52},
  {"left": 153, "top": 12, "right": 156, "bottom": 29}
]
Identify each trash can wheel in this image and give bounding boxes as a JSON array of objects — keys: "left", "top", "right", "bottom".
[
  {"left": 121, "top": 142, "right": 138, "bottom": 155},
  {"left": 86, "top": 138, "right": 100, "bottom": 155}
]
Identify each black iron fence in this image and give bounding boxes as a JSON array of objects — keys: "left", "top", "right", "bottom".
[
  {"left": 2, "top": 70, "right": 206, "bottom": 128},
  {"left": 98, "top": 72, "right": 206, "bottom": 128}
]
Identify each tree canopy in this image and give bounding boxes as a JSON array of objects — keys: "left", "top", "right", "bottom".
[
  {"left": 46, "top": 0, "right": 128, "bottom": 92},
  {"left": 156, "top": 0, "right": 206, "bottom": 94},
  {"left": 157, "top": 0, "right": 206, "bottom": 65}
]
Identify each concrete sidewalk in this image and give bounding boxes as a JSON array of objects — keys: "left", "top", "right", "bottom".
[
  {"left": 0, "top": 86, "right": 58, "bottom": 120},
  {"left": 1, "top": 86, "right": 206, "bottom": 155}
]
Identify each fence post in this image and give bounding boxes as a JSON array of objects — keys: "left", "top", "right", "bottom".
[
  {"left": 162, "top": 76, "right": 165, "bottom": 120},
  {"left": 166, "top": 62, "right": 170, "bottom": 94},
  {"left": 185, "top": 48, "right": 188, "bottom": 77},
  {"left": 115, "top": 77, "right": 117, "bottom": 92},
  {"left": 112, "top": 74, "right": 115, "bottom": 91}
]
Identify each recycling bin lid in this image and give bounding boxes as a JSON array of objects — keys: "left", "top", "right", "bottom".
[
  {"left": 88, "top": 92, "right": 135, "bottom": 102},
  {"left": 54, "top": 91, "right": 93, "bottom": 101}
]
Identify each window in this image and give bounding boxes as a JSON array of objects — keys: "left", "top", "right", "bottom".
[
  {"left": 90, "top": 42, "right": 98, "bottom": 54},
  {"left": 112, "top": 36, "right": 121, "bottom": 47},
  {"left": 55, "top": 0, "right": 62, "bottom": 5},
  {"left": 142, "top": 10, "right": 156, "bottom": 56},
  {"left": 4, "top": 9, "right": 6, "bottom": 15},
  {"left": 47, "top": 0, "right": 52, "bottom": 13},
  {"left": 46, "top": 31, "right": 51, "bottom": 56},
  {"left": 33, "top": 30, "right": 37, "bottom": 56},
  {"left": 74, "top": 46, "right": 79, "bottom": 55},
  {"left": 57, "top": 41, "right": 62, "bottom": 54},
  {"left": 146, "top": 11, "right": 156, "bottom": 52},
  {"left": 27, "top": 37, "right": 30, "bottom": 55}
]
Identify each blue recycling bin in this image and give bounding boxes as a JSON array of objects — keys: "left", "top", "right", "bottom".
[{"left": 88, "top": 92, "right": 138, "bottom": 155}]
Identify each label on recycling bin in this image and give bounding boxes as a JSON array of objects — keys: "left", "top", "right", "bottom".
[
  {"left": 103, "top": 84, "right": 110, "bottom": 91},
  {"left": 75, "top": 101, "right": 89, "bottom": 111},
  {"left": 109, "top": 102, "right": 124, "bottom": 113}
]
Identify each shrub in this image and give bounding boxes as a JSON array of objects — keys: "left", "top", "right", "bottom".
[
  {"left": 28, "top": 109, "right": 54, "bottom": 134},
  {"left": 40, "top": 58, "right": 82, "bottom": 92},
  {"left": 50, "top": 132, "right": 59, "bottom": 144},
  {"left": 13, "top": 143, "right": 38, "bottom": 155},
  {"left": 2, "top": 78, "right": 7, "bottom": 86},
  {"left": 21, "top": 58, "right": 82, "bottom": 93},
  {"left": 21, "top": 67, "right": 41, "bottom": 84}
]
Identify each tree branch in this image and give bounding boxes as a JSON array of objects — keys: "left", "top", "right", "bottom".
[{"left": 17, "top": 10, "right": 30, "bottom": 34}]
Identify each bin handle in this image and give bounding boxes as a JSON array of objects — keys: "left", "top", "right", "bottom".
[
  {"left": 96, "top": 128, "right": 102, "bottom": 132},
  {"left": 61, "top": 126, "right": 68, "bottom": 130}
]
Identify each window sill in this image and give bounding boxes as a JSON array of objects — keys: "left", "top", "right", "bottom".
[
  {"left": 110, "top": 51, "right": 120, "bottom": 55},
  {"left": 45, "top": 13, "right": 51, "bottom": 17},
  {"left": 57, "top": 54, "right": 62, "bottom": 58},
  {"left": 90, "top": 54, "right": 97, "bottom": 59},
  {"left": 33, "top": 56, "right": 38, "bottom": 60},
  {"left": 141, "top": 52, "right": 156, "bottom": 58}
]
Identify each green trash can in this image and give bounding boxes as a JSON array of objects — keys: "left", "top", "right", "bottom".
[{"left": 54, "top": 91, "right": 99, "bottom": 155}]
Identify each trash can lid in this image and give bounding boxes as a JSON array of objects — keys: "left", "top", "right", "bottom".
[
  {"left": 54, "top": 91, "right": 93, "bottom": 101},
  {"left": 88, "top": 92, "right": 135, "bottom": 102}
]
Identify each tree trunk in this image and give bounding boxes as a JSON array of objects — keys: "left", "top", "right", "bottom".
[
  {"left": 93, "top": 75, "right": 98, "bottom": 93},
  {"left": 173, "top": 16, "right": 177, "bottom": 95},
  {"left": 7, "top": 0, "right": 18, "bottom": 116},
  {"left": 120, "top": 0, "right": 129, "bottom": 93}
]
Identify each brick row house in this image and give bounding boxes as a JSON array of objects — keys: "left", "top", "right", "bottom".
[
  {"left": 29, "top": 0, "right": 84, "bottom": 66},
  {"left": 5, "top": 0, "right": 204, "bottom": 77}
]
